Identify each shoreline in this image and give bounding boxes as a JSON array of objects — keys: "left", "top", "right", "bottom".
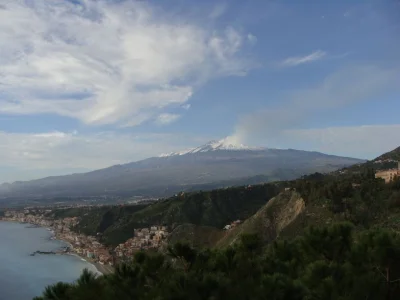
[
  {"left": 0, "top": 220, "right": 113, "bottom": 275},
  {"left": 48, "top": 229, "right": 113, "bottom": 275},
  {"left": 65, "top": 253, "right": 106, "bottom": 276}
]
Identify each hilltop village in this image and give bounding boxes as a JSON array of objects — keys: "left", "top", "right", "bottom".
[{"left": 0, "top": 210, "right": 169, "bottom": 268}]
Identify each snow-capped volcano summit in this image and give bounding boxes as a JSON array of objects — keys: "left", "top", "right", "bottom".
[
  {"left": 159, "top": 138, "right": 263, "bottom": 157},
  {"left": 0, "top": 137, "right": 364, "bottom": 199}
]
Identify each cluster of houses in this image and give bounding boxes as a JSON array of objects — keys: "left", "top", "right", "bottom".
[
  {"left": 115, "top": 226, "right": 169, "bottom": 257},
  {"left": 375, "top": 161, "right": 400, "bottom": 183},
  {"left": 3, "top": 209, "right": 55, "bottom": 227},
  {"left": 1, "top": 210, "right": 114, "bottom": 265},
  {"left": 1, "top": 209, "right": 172, "bottom": 264},
  {"left": 2, "top": 210, "right": 79, "bottom": 229},
  {"left": 68, "top": 234, "right": 113, "bottom": 265},
  {"left": 223, "top": 220, "right": 242, "bottom": 230}
]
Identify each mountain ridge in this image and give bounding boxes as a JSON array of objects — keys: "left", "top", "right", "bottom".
[
  {"left": 159, "top": 138, "right": 264, "bottom": 157},
  {"left": 374, "top": 146, "right": 400, "bottom": 162},
  {"left": 0, "top": 140, "right": 364, "bottom": 200},
  {"left": 38, "top": 144, "right": 400, "bottom": 249}
]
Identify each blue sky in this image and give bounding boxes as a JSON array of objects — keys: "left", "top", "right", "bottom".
[{"left": 0, "top": 0, "right": 399, "bottom": 182}]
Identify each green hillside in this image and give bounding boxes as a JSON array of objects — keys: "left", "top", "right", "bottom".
[
  {"left": 375, "top": 146, "right": 400, "bottom": 161},
  {"left": 166, "top": 224, "right": 224, "bottom": 249},
  {"left": 337, "top": 146, "right": 399, "bottom": 176},
  {"left": 56, "top": 183, "right": 281, "bottom": 246},
  {"left": 46, "top": 144, "right": 400, "bottom": 251},
  {"left": 56, "top": 160, "right": 400, "bottom": 248},
  {"left": 216, "top": 190, "right": 306, "bottom": 248},
  {"left": 211, "top": 164, "right": 400, "bottom": 249},
  {"left": 36, "top": 167, "right": 400, "bottom": 299},
  {"left": 102, "top": 183, "right": 280, "bottom": 245},
  {"left": 36, "top": 148, "right": 400, "bottom": 300},
  {"left": 36, "top": 222, "right": 400, "bottom": 300}
]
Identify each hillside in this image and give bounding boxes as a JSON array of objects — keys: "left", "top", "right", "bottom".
[
  {"left": 42, "top": 145, "right": 400, "bottom": 250},
  {"left": 216, "top": 190, "right": 305, "bottom": 247},
  {"left": 53, "top": 183, "right": 281, "bottom": 246},
  {"left": 333, "top": 146, "right": 400, "bottom": 176},
  {"left": 36, "top": 169, "right": 400, "bottom": 300},
  {"left": 212, "top": 165, "right": 400, "bottom": 249},
  {"left": 52, "top": 150, "right": 400, "bottom": 248},
  {"left": 33, "top": 145, "right": 400, "bottom": 300},
  {"left": 0, "top": 139, "right": 363, "bottom": 200},
  {"left": 166, "top": 224, "right": 224, "bottom": 249},
  {"left": 374, "top": 146, "right": 400, "bottom": 161}
]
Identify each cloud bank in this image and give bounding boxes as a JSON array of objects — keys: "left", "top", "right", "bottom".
[{"left": 0, "top": 0, "right": 254, "bottom": 127}]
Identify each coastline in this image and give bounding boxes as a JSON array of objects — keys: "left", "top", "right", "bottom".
[
  {"left": 93, "top": 262, "right": 114, "bottom": 275},
  {"left": 65, "top": 253, "right": 109, "bottom": 275},
  {"left": 0, "top": 220, "right": 113, "bottom": 275},
  {"left": 47, "top": 228, "right": 114, "bottom": 275}
]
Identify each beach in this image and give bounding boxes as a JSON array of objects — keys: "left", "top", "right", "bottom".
[
  {"left": 94, "top": 262, "right": 114, "bottom": 275},
  {"left": 66, "top": 252, "right": 114, "bottom": 275}
]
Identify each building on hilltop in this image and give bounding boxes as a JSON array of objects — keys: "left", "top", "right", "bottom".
[{"left": 375, "top": 161, "right": 400, "bottom": 183}]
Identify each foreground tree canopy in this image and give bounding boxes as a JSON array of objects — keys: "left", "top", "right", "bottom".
[
  {"left": 33, "top": 169, "right": 400, "bottom": 299},
  {"left": 34, "top": 223, "right": 400, "bottom": 300}
]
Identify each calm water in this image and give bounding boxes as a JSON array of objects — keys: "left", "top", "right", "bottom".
[{"left": 0, "top": 221, "right": 98, "bottom": 300}]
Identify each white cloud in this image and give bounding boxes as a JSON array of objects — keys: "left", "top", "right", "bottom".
[
  {"left": 0, "top": 130, "right": 210, "bottom": 182},
  {"left": 0, "top": 0, "right": 254, "bottom": 127},
  {"left": 155, "top": 113, "right": 181, "bottom": 125},
  {"left": 281, "top": 50, "right": 326, "bottom": 67}
]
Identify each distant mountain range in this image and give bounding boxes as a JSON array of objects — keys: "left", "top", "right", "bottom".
[{"left": 0, "top": 139, "right": 364, "bottom": 200}]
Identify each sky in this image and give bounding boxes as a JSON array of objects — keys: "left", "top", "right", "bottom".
[{"left": 0, "top": 0, "right": 399, "bottom": 183}]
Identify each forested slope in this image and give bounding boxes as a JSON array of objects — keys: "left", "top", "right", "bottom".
[
  {"left": 35, "top": 222, "right": 400, "bottom": 300},
  {"left": 54, "top": 183, "right": 281, "bottom": 246},
  {"left": 36, "top": 146, "right": 400, "bottom": 300}
]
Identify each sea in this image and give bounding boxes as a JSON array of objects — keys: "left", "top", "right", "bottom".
[{"left": 0, "top": 221, "right": 99, "bottom": 300}]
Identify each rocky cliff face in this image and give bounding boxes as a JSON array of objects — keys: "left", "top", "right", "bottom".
[{"left": 216, "top": 190, "right": 306, "bottom": 247}]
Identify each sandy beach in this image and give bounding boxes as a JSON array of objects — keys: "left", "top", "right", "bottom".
[
  {"left": 64, "top": 253, "right": 109, "bottom": 275},
  {"left": 94, "top": 262, "right": 114, "bottom": 275}
]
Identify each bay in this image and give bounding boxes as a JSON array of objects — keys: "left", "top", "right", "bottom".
[{"left": 0, "top": 221, "right": 98, "bottom": 300}]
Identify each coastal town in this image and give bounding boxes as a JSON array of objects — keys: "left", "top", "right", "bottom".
[
  {"left": 115, "top": 226, "right": 169, "bottom": 258},
  {"left": 0, "top": 209, "right": 169, "bottom": 273},
  {"left": 0, "top": 160, "right": 397, "bottom": 274}
]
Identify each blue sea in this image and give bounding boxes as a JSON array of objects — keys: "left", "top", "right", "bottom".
[{"left": 0, "top": 221, "right": 99, "bottom": 300}]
